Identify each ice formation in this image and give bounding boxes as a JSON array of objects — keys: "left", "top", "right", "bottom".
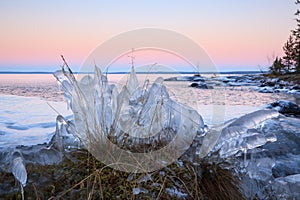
[
  {"left": 196, "top": 109, "right": 282, "bottom": 198},
  {"left": 54, "top": 66, "right": 283, "bottom": 169},
  {"left": 54, "top": 66, "right": 205, "bottom": 171},
  {"left": 11, "top": 151, "right": 27, "bottom": 187},
  {"left": 0, "top": 114, "right": 78, "bottom": 198},
  {"left": 50, "top": 115, "right": 80, "bottom": 151},
  {"left": 199, "top": 110, "right": 279, "bottom": 159},
  {"left": 11, "top": 151, "right": 27, "bottom": 200}
]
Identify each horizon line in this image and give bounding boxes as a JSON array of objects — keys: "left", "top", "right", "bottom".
[{"left": 0, "top": 70, "right": 264, "bottom": 75}]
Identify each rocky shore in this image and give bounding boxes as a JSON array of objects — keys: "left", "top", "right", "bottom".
[
  {"left": 165, "top": 73, "right": 300, "bottom": 96},
  {"left": 1, "top": 72, "right": 300, "bottom": 199},
  {"left": 1, "top": 101, "right": 300, "bottom": 199}
]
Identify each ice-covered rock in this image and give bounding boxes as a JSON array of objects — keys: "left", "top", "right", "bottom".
[
  {"left": 216, "top": 75, "right": 261, "bottom": 87},
  {"left": 211, "top": 110, "right": 279, "bottom": 158},
  {"left": 287, "top": 89, "right": 300, "bottom": 95},
  {"left": 266, "top": 100, "right": 300, "bottom": 116},
  {"left": 259, "top": 79, "right": 277, "bottom": 87},
  {"left": 257, "top": 86, "right": 274, "bottom": 93},
  {"left": 264, "top": 174, "right": 300, "bottom": 199},
  {"left": 272, "top": 154, "right": 300, "bottom": 177},
  {"left": 254, "top": 76, "right": 300, "bottom": 95},
  {"left": 246, "top": 155, "right": 275, "bottom": 182},
  {"left": 238, "top": 116, "right": 300, "bottom": 199},
  {"left": 261, "top": 117, "right": 300, "bottom": 175}
]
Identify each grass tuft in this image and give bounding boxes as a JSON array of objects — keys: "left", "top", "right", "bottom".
[{"left": 1, "top": 150, "right": 246, "bottom": 199}]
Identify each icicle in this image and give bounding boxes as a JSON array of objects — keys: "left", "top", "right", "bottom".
[
  {"left": 11, "top": 151, "right": 27, "bottom": 200},
  {"left": 127, "top": 66, "right": 139, "bottom": 95}
]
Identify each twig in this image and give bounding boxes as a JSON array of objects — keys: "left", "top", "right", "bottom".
[{"left": 32, "top": 183, "right": 41, "bottom": 200}]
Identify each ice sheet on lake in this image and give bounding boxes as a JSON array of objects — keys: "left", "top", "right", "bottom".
[{"left": 0, "top": 95, "right": 71, "bottom": 148}]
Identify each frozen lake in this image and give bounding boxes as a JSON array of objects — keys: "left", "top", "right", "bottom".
[
  {"left": 0, "top": 95, "right": 71, "bottom": 148},
  {"left": 0, "top": 73, "right": 296, "bottom": 148}
]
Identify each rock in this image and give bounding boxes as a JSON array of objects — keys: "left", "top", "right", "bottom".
[
  {"left": 266, "top": 100, "right": 300, "bottom": 116},
  {"left": 266, "top": 174, "right": 300, "bottom": 199},
  {"left": 254, "top": 76, "right": 300, "bottom": 95},
  {"left": 239, "top": 116, "right": 300, "bottom": 199},
  {"left": 259, "top": 78, "right": 277, "bottom": 87},
  {"left": 272, "top": 154, "right": 300, "bottom": 177},
  {"left": 278, "top": 80, "right": 290, "bottom": 87},
  {"left": 257, "top": 87, "right": 274, "bottom": 93},
  {"left": 292, "top": 85, "right": 300, "bottom": 90},
  {"left": 262, "top": 117, "right": 300, "bottom": 178},
  {"left": 190, "top": 82, "right": 213, "bottom": 89},
  {"left": 287, "top": 89, "right": 300, "bottom": 95},
  {"left": 260, "top": 82, "right": 276, "bottom": 87},
  {"left": 190, "top": 83, "right": 199, "bottom": 87},
  {"left": 163, "top": 77, "right": 177, "bottom": 81},
  {"left": 274, "top": 88, "right": 290, "bottom": 93}
]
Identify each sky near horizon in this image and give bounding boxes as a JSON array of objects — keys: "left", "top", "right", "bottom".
[{"left": 0, "top": 0, "right": 297, "bottom": 72}]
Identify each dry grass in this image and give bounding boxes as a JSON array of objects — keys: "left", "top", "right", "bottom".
[{"left": 0, "top": 149, "right": 246, "bottom": 199}]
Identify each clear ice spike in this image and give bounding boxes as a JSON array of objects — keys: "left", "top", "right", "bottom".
[{"left": 11, "top": 152, "right": 27, "bottom": 187}]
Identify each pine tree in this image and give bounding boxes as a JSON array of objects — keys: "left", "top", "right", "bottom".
[
  {"left": 269, "top": 57, "right": 285, "bottom": 75},
  {"left": 292, "top": 0, "right": 300, "bottom": 73},
  {"left": 282, "top": 35, "right": 295, "bottom": 73}
]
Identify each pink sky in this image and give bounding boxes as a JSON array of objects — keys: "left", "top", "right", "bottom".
[{"left": 0, "top": 0, "right": 297, "bottom": 72}]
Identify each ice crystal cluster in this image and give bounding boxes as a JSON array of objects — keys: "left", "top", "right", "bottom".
[{"left": 54, "top": 66, "right": 205, "bottom": 172}]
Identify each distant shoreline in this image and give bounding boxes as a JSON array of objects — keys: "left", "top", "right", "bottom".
[{"left": 0, "top": 71, "right": 264, "bottom": 75}]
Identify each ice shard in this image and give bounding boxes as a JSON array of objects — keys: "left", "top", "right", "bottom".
[
  {"left": 11, "top": 151, "right": 27, "bottom": 200},
  {"left": 11, "top": 151, "right": 27, "bottom": 187},
  {"left": 49, "top": 115, "right": 80, "bottom": 151}
]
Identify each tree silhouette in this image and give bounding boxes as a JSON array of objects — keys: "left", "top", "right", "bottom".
[
  {"left": 283, "top": 35, "right": 295, "bottom": 73},
  {"left": 273, "top": 0, "right": 300, "bottom": 75},
  {"left": 292, "top": 0, "right": 300, "bottom": 73},
  {"left": 269, "top": 57, "right": 285, "bottom": 75}
]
